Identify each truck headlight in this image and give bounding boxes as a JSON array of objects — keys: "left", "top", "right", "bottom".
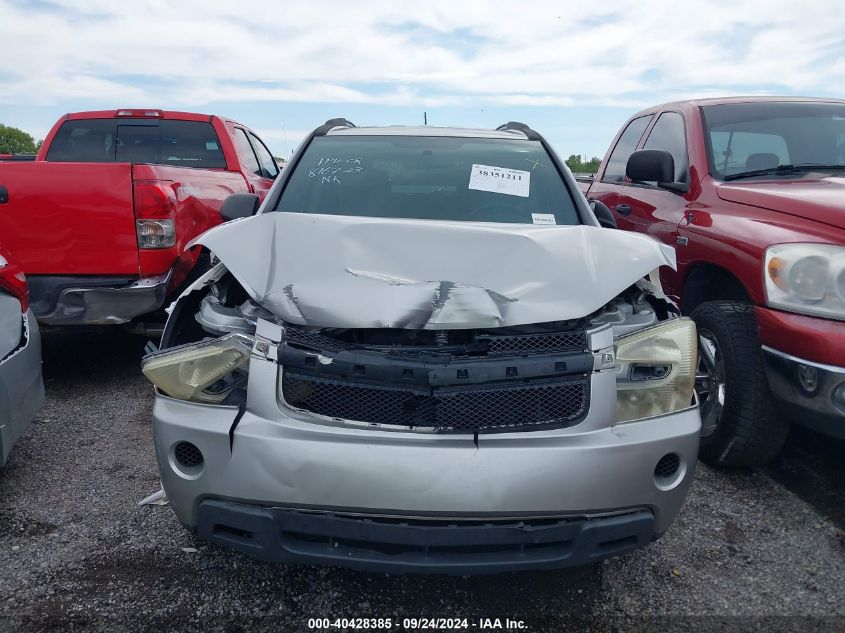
[
  {"left": 615, "top": 318, "right": 697, "bottom": 422},
  {"left": 142, "top": 333, "right": 253, "bottom": 403},
  {"left": 765, "top": 243, "right": 845, "bottom": 321}
]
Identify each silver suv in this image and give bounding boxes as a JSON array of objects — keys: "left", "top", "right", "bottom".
[{"left": 142, "top": 120, "right": 701, "bottom": 574}]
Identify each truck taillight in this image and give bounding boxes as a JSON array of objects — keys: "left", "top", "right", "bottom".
[
  {"left": 0, "top": 256, "right": 30, "bottom": 312},
  {"left": 134, "top": 180, "right": 177, "bottom": 249},
  {"left": 137, "top": 219, "right": 175, "bottom": 249},
  {"left": 116, "top": 109, "right": 162, "bottom": 117}
]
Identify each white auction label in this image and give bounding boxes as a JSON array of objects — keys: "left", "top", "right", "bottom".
[
  {"left": 531, "top": 213, "right": 556, "bottom": 225},
  {"left": 468, "top": 164, "right": 531, "bottom": 197}
]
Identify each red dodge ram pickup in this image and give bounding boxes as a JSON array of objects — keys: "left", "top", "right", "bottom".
[
  {"left": 0, "top": 109, "right": 279, "bottom": 327},
  {"left": 581, "top": 96, "right": 845, "bottom": 467}
]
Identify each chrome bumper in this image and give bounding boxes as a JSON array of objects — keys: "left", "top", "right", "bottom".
[
  {"left": 762, "top": 346, "right": 845, "bottom": 438},
  {"left": 32, "top": 271, "right": 171, "bottom": 326}
]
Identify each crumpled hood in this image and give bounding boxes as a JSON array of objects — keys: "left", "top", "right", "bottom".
[
  {"left": 716, "top": 176, "right": 845, "bottom": 229},
  {"left": 193, "top": 212, "right": 676, "bottom": 330}
]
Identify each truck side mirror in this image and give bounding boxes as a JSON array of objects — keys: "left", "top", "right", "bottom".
[
  {"left": 626, "top": 150, "right": 689, "bottom": 193},
  {"left": 589, "top": 200, "right": 617, "bottom": 229},
  {"left": 626, "top": 149, "right": 674, "bottom": 182},
  {"left": 220, "top": 193, "right": 260, "bottom": 221}
]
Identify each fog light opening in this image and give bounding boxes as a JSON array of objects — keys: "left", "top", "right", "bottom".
[
  {"left": 832, "top": 382, "right": 845, "bottom": 415},
  {"left": 172, "top": 441, "right": 204, "bottom": 478},
  {"left": 654, "top": 453, "right": 683, "bottom": 490}
]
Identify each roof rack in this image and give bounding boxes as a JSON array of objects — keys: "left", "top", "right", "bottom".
[
  {"left": 314, "top": 118, "right": 357, "bottom": 136},
  {"left": 496, "top": 121, "right": 541, "bottom": 141}
]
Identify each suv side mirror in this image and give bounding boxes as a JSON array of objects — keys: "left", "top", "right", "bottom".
[
  {"left": 220, "top": 193, "right": 260, "bottom": 221},
  {"left": 589, "top": 199, "right": 617, "bottom": 229},
  {"left": 626, "top": 150, "right": 688, "bottom": 193}
]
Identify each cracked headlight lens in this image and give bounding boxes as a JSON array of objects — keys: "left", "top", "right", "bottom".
[
  {"left": 615, "top": 318, "right": 697, "bottom": 423},
  {"left": 765, "top": 243, "right": 845, "bottom": 321},
  {"left": 142, "top": 333, "right": 253, "bottom": 403}
]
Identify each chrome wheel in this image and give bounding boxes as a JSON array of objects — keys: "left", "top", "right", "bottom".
[{"left": 696, "top": 329, "right": 726, "bottom": 438}]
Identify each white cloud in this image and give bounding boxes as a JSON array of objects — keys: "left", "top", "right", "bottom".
[
  {"left": 251, "top": 128, "right": 311, "bottom": 156},
  {"left": 0, "top": 0, "right": 843, "bottom": 108}
]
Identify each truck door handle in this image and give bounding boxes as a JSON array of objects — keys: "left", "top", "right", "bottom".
[
  {"left": 0, "top": 186, "right": 7, "bottom": 204},
  {"left": 615, "top": 203, "right": 631, "bottom": 215}
]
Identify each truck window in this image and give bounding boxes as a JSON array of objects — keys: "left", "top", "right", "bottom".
[
  {"left": 233, "top": 129, "right": 261, "bottom": 176},
  {"left": 45, "top": 120, "right": 117, "bottom": 162},
  {"left": 702, "top": 102, "right": 845, "bottom": 178},
  {"left": 46, "top": 119, "right": 226, "bottom": 168},
  {"left": 276, "top": 135, "right": 582, "bottom": 226},
  {"left": 643, "top": 112, "right": 689, "bottom": 183},
  {"left": 247, "top": 131, "right": 279, "bottom": 179},
  {"left": 709, "top": 132, "right": 790, "bottom": 175},
  {"left": 602, "top": 115, "right": 652, "bottom": 183}
]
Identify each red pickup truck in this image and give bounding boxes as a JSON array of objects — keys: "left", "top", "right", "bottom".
[
  {"left": 0, "top": 109, "right": 279, "bottom": 328},
  {"left": 580, "top": 96, "right": 845, "bottom": 467}
]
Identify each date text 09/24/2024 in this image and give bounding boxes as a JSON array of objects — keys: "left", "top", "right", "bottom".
[{"left": 307, "top": 617, "right": 528, "bottom": 630}]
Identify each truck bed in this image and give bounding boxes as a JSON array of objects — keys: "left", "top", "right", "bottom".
[{"left": 0, "top": 161, "right": 248, "bottom": 277}]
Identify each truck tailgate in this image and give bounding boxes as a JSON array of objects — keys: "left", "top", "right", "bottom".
[{"left": 0, "top": 162, "right": 139, "bottom": 275}]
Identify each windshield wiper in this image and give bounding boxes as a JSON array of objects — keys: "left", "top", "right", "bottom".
[{"left": 724, "top": 163, "right": 845, "bottom": 181}]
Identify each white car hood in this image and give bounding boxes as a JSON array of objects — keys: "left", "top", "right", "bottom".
[{"left": 193, "top": 212, "right": 676, "bottom": 330}]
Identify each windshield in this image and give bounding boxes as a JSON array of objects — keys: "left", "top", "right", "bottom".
[
  {"left": 702, "top": 102, "right": 845, "bottom": 179},
  {"left": 275, "top": 135, "right": 581, "bottom": 225}
]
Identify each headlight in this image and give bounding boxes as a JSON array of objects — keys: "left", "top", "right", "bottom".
[
  {"left": 615, "top": 318, "right": 697, "bottom": 423},
  {"left": 142, "top": 333, "right": 253, "bottom": 403},
  {"left": 765, "top": 243, "right": 845, "bottom": 321}
]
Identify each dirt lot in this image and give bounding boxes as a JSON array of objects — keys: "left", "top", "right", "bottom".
[{"left": 1, "top": 330, "right": 843, "bottom": 632}]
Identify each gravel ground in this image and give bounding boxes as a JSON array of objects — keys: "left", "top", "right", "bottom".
[{"left": 0, "top": 330, "right": 843, "bottom": 632}]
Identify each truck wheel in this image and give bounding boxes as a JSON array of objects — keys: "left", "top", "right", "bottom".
[{"left": 690, "top": 301, "right": 788, "bottom": 468}]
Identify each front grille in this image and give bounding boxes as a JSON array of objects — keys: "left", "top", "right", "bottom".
[
  {"left": 285, "top": 325, "right": 588, "bottom": 357},
  {"left": 285, "top": 327, "right": 354, "bottom": 353},
  {"left": 282, "top": 372, "right": 589, "bottom": 433},
  {"left": 480, "top": 331, "right": 588, "bottom": 355}
]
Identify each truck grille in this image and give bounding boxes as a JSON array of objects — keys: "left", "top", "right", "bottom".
[{"left": 282, "top": 372, "right": 589, "bottom": 433}]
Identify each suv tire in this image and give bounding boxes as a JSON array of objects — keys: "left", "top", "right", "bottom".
[{"left": 691, "top": 301, "right": 788, "bottom": 468}]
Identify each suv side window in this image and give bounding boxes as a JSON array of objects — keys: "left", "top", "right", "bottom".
[
  {"left": 233, "top": 128, "right": 260, "bottom": 175},
  {"left": 247, "top": 131, "right": 279, "bottom": 179},
  {"left": 643, "top": 112, "right": 689, "bottom": 183},
  {"left": 602, "top": 115, "right": 652, "bottom": 182}
]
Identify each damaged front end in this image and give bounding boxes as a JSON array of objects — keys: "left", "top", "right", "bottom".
[
  {"left": 146, "top": 246, "right": 695, "bottom": 430},
  {"left": 141, "top": 212, "right": 701, "bottom": 574}
]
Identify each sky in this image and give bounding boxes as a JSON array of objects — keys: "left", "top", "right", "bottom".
[{"left": 1, "top": 0, "right": 844, "bottom": 159}]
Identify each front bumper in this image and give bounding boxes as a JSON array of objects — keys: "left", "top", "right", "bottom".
[
  {"left": 29, "top": 271, "right": 171, "bottom": 326},
  {"left": 196, "top": 500, "right": 655, "bottom": 575},
  {"left": 0, "top": 310, "right": 45, "bottom": 466},
  {"left": 153, "top": 346, "right": 701, "bottom": 571},
  {"left": 762, "top": 346, "right": 845, "bottom": 438}
]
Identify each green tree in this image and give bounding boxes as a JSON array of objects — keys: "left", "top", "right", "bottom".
[
  {"left": 565, "top": 154, "right": 602, "bottom": 174},
  {"left": 0, "top": 123, "right": 38, "bottom": 154}
]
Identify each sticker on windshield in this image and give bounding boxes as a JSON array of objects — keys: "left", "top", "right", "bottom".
[
  {"left": 468, "top": 164, "right": 530, "bottom": 197},
  {"left": 531, "top": 213, "right": 556, "bottom": 225}
]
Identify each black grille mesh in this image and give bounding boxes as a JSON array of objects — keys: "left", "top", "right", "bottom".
[
  {"left": 481, "top": 331, "right": 588, "bottom": 355},
  {"left": 174, "top": 441, "right": 203, "bottom": 468},
  {"left": 282, "top": 372, "right": 588, "bottom": 433},
  {"left": 654, "top": 453, "right": 680, "bottom": 479},
  {"left": 285, "top": 327, "right": 354, "bottom": 353},
  {"left": 285, "top": 326, "right": 588, "bottom": 356}
]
